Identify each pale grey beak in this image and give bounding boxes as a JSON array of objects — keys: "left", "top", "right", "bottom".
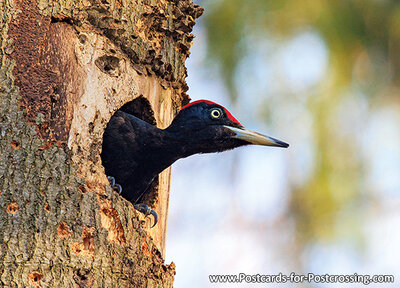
[{"left": 224, "top": 126, "right": 289, "bottom": 148}]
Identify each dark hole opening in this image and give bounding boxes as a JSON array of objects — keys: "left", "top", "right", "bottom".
[
  {"left": 118, "top": 97, "right": 157, "bottom": 126},
  {"left": 102, "top": 96, "right": 159, "bottom": 206},
  {"left": 95, "top": 55, "right": 120, "bottom": 73}
]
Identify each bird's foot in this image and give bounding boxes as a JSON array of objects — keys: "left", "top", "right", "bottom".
[
  {"left": 134, "top": 203, "right": 158, "bottom": 228},
  {"left": 107, "top": 176, "right": 122, "bottom": 194}
]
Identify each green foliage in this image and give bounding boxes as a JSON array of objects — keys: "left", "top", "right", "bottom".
[{"left": 201, "top": 0, "right": 400, "bottom": 247}]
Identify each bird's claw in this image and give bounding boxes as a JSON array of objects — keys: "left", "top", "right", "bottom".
[
  {"left": 107, "top": 176, "right": 122, "bottom": 194},
  {"left": 134, "top": 203, "right": 158, "bottom": 228},
  {"left": 107, "top": 176, "right": 115, "bottom": 186},
  {"left": 107, "top": 176, "right": 157, "bottom": 227}
]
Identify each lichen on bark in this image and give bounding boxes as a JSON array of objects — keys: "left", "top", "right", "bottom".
[{"left": 0, "top": 0, "right": 202, "bottom": 286}]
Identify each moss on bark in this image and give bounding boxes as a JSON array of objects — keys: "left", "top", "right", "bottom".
[{"left": 0, "top": 0, "right": 202, "bottom": 286}]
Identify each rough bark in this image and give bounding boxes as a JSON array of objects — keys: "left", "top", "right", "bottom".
[{"left": 0, "top": 0, "right": 202, "bottom": 287}]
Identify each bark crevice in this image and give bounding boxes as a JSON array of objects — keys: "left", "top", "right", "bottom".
[{"left": 0, "top": 0, "right": 202, "bottom": 286}]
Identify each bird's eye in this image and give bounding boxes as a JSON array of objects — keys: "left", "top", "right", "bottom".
[{"left": 210, "top": 108, "right": 222, "bottom": 119}]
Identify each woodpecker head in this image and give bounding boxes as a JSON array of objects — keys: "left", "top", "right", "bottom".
[{"left": 166, "top": 100, "right": 288, "bottom": 155}]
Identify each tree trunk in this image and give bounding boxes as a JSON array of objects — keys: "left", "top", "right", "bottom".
[{"left": 0, "top": 0, "right": 202, "bottom": 287}]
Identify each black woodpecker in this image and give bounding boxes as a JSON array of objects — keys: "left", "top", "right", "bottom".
[{"left": 101, "top": 100, "right": 289, "bottom": 226}]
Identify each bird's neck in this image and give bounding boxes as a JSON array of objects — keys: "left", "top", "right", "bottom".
[{"left": 142, "top": 126, "right": 189, "bottom": 174}]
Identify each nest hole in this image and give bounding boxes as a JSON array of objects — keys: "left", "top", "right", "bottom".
[
  {"left": 102, "top": 96, "right": 159, "bottom": 206},
  {"left": 118, "top": 96, "right": 156, "bottom": 126}
]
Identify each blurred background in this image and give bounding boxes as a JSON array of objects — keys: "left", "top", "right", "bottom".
[{"left": 165, "top": 0, "right": 400, "bottom": 287}]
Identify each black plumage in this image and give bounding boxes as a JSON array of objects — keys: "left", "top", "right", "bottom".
[{"left": 101, "top": 100, "right": 288, "bottom": 223}]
